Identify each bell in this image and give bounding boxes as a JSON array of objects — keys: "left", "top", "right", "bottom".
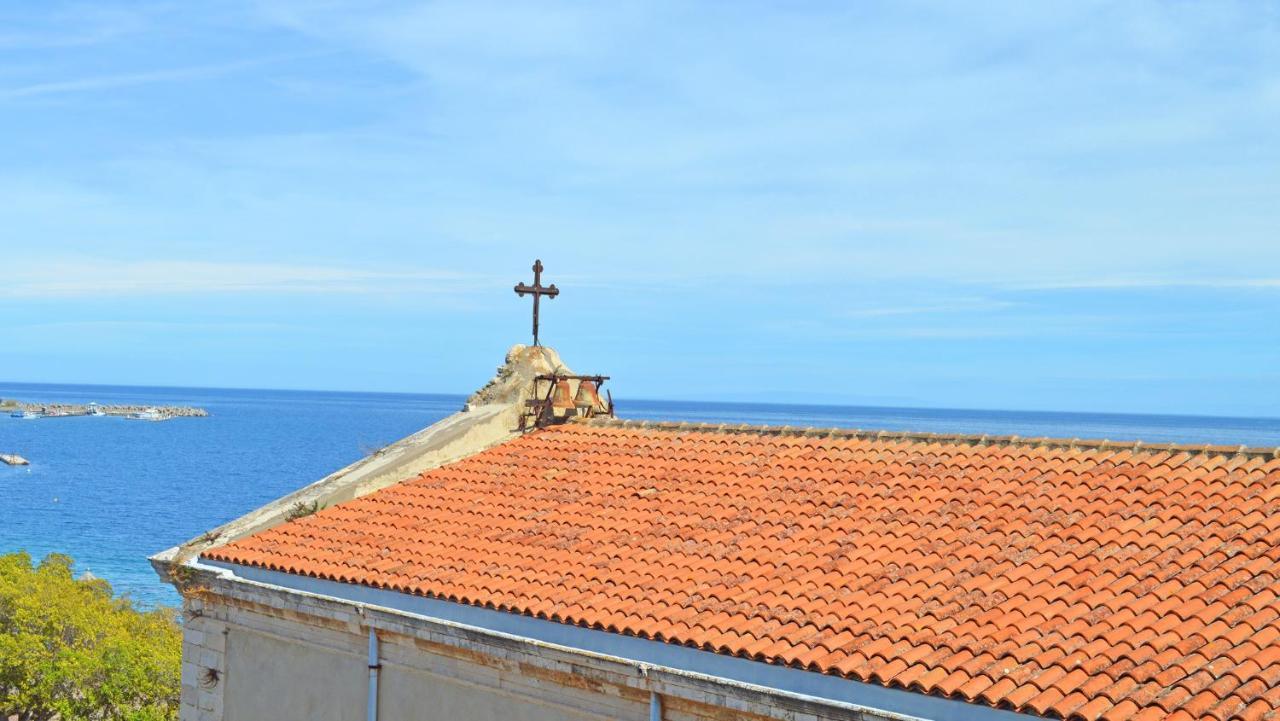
[
  {"left": 574, "top": 380, "right": 603, "bottom": 410},
  {"left": 551, "top": 380, "right": 576, "bottom": 410}
]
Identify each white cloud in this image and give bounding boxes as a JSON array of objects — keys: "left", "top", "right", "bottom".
[
  {"left": 0, "top": 55, "right": 315, "bottom": 100},
  {"left": 0, "top": 5, "right": 149, "bottom": 50},
  {"left": 8, "top": 320, "right": 292, "bottom": 332},
  {"left": 5, "top": 2, "right": 1278, "bottom": 297},
  {"left": 840, "top": 298, "right": 1016, "bottom": 318},
  {"left": 1011, "top": 277, "right": 1280, "bottom": 291},
  {"left": 0, "top": 259, "right": 489, "bottom": 298}
]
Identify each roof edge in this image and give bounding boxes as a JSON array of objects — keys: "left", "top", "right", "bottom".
[
  {"left": 578, "top": 417, "right": 1280, "bottom": 459},
  {"left": 150, "top": 344, "right": 574, "bottom": 585},
  {"left": 197, "top": 558, "right": 1037, "bottom": 721}
]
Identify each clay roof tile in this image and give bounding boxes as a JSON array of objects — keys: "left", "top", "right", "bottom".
[{"left": 202, "top": 422, "right": 1280, "bottom": 721}]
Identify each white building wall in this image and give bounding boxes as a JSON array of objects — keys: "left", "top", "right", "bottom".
[
  {"left": 179, "top": 594, "right": 701, "bottom": 721},
  {"left": 175, "top": 581, "right": 904, "bottom": 721},
  {"left": 179, "top": 598, "right": 227, "bottom": 721},
  {"left": 224, "top": 627, "right": 365, "bottom": 721}
]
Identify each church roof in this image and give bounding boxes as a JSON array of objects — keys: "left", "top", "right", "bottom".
[{"left": 202, "top": 419, "right": 1280, "bottom": 721}]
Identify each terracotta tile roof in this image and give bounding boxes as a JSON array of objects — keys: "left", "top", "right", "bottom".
[{"left": 203, "top": 420, "right": 1280, "bottom": 721}]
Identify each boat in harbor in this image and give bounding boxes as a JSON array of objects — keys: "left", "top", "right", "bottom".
[{"left": 4, "top": 400, "right": 205, "bottom": 419}]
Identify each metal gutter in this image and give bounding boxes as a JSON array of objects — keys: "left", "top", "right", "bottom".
[
  {"left": 367, "top": 627, "right": 380, "bottom": 721},
  {"left": 199, "top": 559, "right": 1038, "bottom": 721}
]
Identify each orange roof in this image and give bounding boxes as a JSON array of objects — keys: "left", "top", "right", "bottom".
[{"left": 203, "top": 420, "right": 1280, "bottom": 721}]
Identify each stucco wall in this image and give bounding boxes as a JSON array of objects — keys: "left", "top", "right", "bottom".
[
  {"left": 175, "top": 583, "right": 895, "bottom": 721},
  {"left": 190, "top": 601, "right": 744, "bottom": 721},
  {"left": 178, "top": 598, "right": 224, "bottom": 721},
  {"left": 378, "top": 652, "right": 647, "bottom": 721},
  {"left": 214, "top": 614, "right": 651, "bottom": 721},
  {"left": 224, "top": 628, "right": 365, "bottom": 721}
]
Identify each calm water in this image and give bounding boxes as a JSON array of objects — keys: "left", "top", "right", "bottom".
[{"left": 2, "top": 382, "right": 1277, "bottom": 608}]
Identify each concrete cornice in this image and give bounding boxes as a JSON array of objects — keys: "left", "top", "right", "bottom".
[
  {"left": 150, "top": 344, "right": 571, "bottom": 577},
  {"left": 194, "top": 559, "right": 1038, "bottom": 721}
]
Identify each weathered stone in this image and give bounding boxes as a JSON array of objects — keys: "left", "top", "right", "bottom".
[{"left": 151, "top": 344, "right": 572, "bottom": 581}]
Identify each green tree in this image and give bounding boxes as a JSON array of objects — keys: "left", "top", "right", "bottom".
[{"left": 0, "top": 552, "right": 180, "bottom": 721}]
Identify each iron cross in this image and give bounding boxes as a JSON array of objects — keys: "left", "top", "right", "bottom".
[{"left": 514, "top": 259, "right": 559, "bottom": 346}]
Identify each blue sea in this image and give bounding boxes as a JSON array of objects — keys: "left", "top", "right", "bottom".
[{"left": 2, "top": 382, "right": 1277, "bottom": 608}]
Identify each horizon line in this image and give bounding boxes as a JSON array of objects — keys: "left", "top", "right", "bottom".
[{"left": 1, "top": 378, "right": 1276, "bottom": 424}]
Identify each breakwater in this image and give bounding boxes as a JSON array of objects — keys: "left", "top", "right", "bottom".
[{"left": 1, "top": 400, "right": 208, "bottom": 419}]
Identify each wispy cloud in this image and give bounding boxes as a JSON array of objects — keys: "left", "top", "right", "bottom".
[
  {"left": 8, "top": 320, "right": 293, "bottom": 332},
  {"left": 0, "top": 259, "right": 490, "bottom": 298},
  {"left": 0, "top": 55, "right": 314, "bottom": 100},
  {"left": 0, "top": 1, "right": 1275, "bottom": 410},
  {"left": 0, "top": 5, "right": 149, "bottom": 50},
  {"left": 840, "top": 298, "right": 1016, "bottom": 318},
  {"left": 1013, "top": 277, "right": 1280, "bottom": 291}
]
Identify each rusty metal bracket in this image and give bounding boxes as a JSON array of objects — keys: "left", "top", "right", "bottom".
[{"left": 521, "top": 374, "right": 613, "bottom": 431}]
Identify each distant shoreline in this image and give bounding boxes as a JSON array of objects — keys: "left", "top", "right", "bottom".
[
  {"left": 0, "top": 398, "right": 208, "bottom": 420},
  {"left": 0, "top": 379, "right": 1273, "bottom": 422}
]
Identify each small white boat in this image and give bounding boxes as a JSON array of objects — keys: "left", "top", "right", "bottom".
[
  {"left": 126, "top": 408, "right": 167, "bottom": 421},
  {"left": 88, "top": 403, "right": 105, "bottom": 417},
  {"left": 18, "top": 410, "right": 42, "bottom": 420}
]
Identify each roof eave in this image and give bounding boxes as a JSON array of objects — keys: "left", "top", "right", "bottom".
[
  {"left": 197, "top": 558, "right": 1039, "bottom": 721},
  {"left": 149, "top": 344, "right": 572, "bottom": 586}
]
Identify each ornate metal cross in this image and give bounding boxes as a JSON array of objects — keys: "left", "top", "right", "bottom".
[{"left": 514, "top": 259, "right": 559, "bottom": 346}]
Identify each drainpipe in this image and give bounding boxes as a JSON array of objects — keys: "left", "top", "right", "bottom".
[
  {"left": 649, "top": 690, "right": 662, "bottom": 721},
  {"left": 367, "top": 627, "right": 380, "bottom": 721}
]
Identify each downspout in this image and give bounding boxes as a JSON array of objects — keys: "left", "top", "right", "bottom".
[
  {"left": 367, "top": 627, "right": 381, "bottom": 721},
  {"left": 641, "top": 665, "right": 662, "bottom": 721},
  {"left": 202, "top": 558, "right": 1044, "bottom": 721}
]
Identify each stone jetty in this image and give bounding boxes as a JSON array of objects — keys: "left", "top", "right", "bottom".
[{"left": 4, "top": 400, "right": 208, "bottom": 419}]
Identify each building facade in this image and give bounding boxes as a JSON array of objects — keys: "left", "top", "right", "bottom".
[{"left": 156, "top": 347, "right": 1280, "bottom": 721}]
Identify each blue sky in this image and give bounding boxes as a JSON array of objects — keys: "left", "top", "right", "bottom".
[{"left": 1, "top": 2, "right": 1277, "bottom": 416}]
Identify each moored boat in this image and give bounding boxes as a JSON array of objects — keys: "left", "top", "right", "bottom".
[{"left": 126, "top": 407, "right": 167, "bottom": 421}]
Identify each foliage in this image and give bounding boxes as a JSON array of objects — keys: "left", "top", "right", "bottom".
[
  {"left": 0, "top": 552, "right": 180, "bottom": 721},
  {"left": 284, "top": 500, "right": 322, "bottom": 521}
]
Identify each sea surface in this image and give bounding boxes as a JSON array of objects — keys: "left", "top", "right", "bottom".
[{"left": 2, "top": 382, "right": 1277, "bottom": 608}]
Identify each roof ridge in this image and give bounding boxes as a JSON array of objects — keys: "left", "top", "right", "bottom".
[{"left": 573, "top": 417, "right": 1280, "bottom": 459}]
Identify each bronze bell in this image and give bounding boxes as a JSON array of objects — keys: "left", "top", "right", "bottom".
[
  {"left": 574, "top": 380, "right": 603, "bottom": 410},
  {"left": 551, "top": 380, "right": 576, "bottom": 410}
]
